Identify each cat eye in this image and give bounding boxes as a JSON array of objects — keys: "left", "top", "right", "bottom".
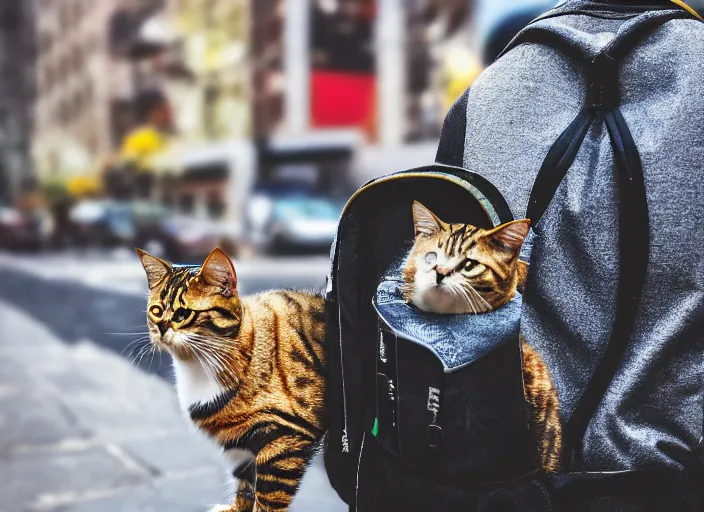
[
  {"left": 172, "top": 308, "right": 193, "bottom": 325},
  {"left": 464, "top": 260, "right": 478, "bottom": 271},
  {"left": 424, "top": 252, "right": 437, "bottom": 265},
  {"left": 148, "top": 305, "right": 164, "bottom": 319}
]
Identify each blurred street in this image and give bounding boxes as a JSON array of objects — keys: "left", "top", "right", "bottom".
[
  {"left": 0, "top": 250, "right": 344, "bottom": 512},
  {"left": 0, "top": 250, "right": 329, "bottom": 380},
  {"left": 0, "top": 0, "right": 552, "bottom": 508}
]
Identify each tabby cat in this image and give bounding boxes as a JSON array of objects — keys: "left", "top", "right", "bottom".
[
  {"left": 402, "top": 201, "right": 563, "bottom": 473},
  {"left": 136, "top": 247, "right": 326, "bottom": 512}
]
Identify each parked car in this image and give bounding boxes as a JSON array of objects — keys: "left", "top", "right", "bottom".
[
  {"left": 68, "top": 200, "right": 234, "bottom": 262},
  {"left": 247, "top": 186, "right": 344, "bottom": 254},
  {"left": 68, "top": 200, "right": 135, "bottom": 248},
  {"left": 134, "top": 208, "right": 231, "bottom": 263},
  {"left": 0, "top": 207, "right": 44, "bottom": 251}
]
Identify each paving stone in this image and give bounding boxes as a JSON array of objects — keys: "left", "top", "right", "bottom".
[
  {"left": 53, "top": 470, "right": 227, "bottom": 512},
  {"left": 0, "top": 298, "right": 346, "bottom": 512},
  {"left": 0, "top": 445, "right": 150, "bottom": 510},
  {"left": 121, "top": 434, "right": 221, "bottom": 476},
  {"left": 0, "top": 393, "right": 87, "bottom": 452},
  {"left": 292, "top": 453, "right": 347, "bottom": 512},
  {"left": 46, "top": 342, "right": 188, "bottom": 441}
]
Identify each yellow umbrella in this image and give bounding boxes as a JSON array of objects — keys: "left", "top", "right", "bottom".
[
  {"left": 120, "top": 126, "right": 168, "bottom": 172},
  {"left": 67, "top": 175, "right": 102, "bottom": 198}
]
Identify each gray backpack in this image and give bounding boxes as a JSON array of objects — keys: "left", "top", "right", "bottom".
[{"left": 325, "top": 1, "right": 704, "bottom": 510}]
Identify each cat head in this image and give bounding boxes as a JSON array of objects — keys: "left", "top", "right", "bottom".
[
  {"left": 402, "top": 201, "right": 530, "bottom": 314},
  {"left": 136, "top": 247, "right": 242, "bottom": 362}
]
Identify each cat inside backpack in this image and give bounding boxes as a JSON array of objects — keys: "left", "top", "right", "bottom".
[
  {"left": 402, "top": 201, "right": 564, "bottom": 472},
  {"left": 136, "top": 247, "right": 327, "bottom": 512}
]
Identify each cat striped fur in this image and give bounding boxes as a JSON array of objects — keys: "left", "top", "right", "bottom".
[{"left": 137, "top": 248, "right": 327, "bottom": 512}]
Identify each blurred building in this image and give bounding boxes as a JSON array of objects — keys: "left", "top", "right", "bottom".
[
  {"left": 249, "top": 0, "right": 478, "bottom": 144},
  {"left": 32, "top": 0, "right": 115, "bottom": 182},
  {"left": 251, "top": 0, "right": 285, "bottom": 138},
  {"left": 30, "top": 0, "right": 165, "bottom": 187},
  {"left": 0, "top": 0, "right": 36, "bottom": 205},
  {"left": 162, "top": 0, "right": 251, "bottom": 142},
  {"left": 23, "top": 0, "right": 484, "bottom": 221},
  {"left": 152, "top": 0, "right": 252, "bottom": 220},
  {"left": 405, "top": 0, "right": 480, "bottom": 141}
]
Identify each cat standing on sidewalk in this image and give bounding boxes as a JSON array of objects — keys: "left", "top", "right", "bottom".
[{"left": 136, "top": 247, "right": 327, "bottom": 512}]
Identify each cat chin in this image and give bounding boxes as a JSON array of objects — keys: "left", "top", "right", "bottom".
[{"left": 412, "top": 286, "right": 469, "bottom": 315}]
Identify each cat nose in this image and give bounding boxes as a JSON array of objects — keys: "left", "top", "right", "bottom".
[
  {"left": 436, "top": 272, "right": 446, "bottom": 285},
  {"left": 158, "top": 322, "right": 170, "bottom": 336}
]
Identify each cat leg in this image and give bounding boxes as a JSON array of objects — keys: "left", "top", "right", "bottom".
[
  {"left": 252, "top": 434, "right": 315, "bottom": 512},
  {"left": 207, "top": 461, "right": 256, "bottom": 512},
  {"left": 232, "top": 460, "right": 256, "bottom": 512}
]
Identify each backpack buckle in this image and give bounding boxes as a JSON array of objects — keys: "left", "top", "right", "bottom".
[{"left": 588, "top": 53, "right": 619, "bottom": 111}]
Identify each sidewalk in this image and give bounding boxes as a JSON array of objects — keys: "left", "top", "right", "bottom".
[{"left": 0, "top": 299, "right": 344, "bottom": 512}]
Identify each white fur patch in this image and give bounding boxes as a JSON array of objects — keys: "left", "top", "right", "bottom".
[
  {"left": 171, "top": 356, "right": 256, "bottom": 488},
  {"left": 172, "top": 357, "right": 224, "bottom": 416}
]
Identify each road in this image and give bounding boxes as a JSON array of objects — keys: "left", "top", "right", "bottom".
[
  {"left": 0, "top": 250, "right": 345, "bottom": 512},
  {"left": 0, "top": 250, "right": 330, "bottom": 380}
]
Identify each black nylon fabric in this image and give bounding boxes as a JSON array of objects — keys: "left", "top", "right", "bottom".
[
  {"left": 355, "top": 435, "right": 551, "bottom": 512},
  {"left": 435, "top": 88, "right": 470, "bottom": 168}
]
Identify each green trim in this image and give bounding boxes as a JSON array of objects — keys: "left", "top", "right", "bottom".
[{"left": 371, "top": 417, "right": 379, "bottom": 437}]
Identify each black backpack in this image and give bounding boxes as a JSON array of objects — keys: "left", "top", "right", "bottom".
[{"left": 323, "top": 2, "right": 704, "bottom": 510}]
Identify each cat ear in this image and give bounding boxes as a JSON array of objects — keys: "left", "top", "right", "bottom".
[
  {"left": 199, "top": 248, "right": 237, "bottom": 297},
  {"left": 412, "top": 201, "right": 445, "bottom": 237},
  {"left": 484, "top": 219, "right": 531, "bottom": 253},
  {"left": 135, "top": 248, "right": 171, "bottom": 290}
]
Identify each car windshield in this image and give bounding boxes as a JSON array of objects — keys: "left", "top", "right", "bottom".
[
  {"left": 70, "top": 201, "right": 109, "bottom": 223},
  {"left": 273, "top": 194, "right": 341, "bottom": 220},
  {"left": 131, "top": 202, "right": 172, "bottom": 221}
]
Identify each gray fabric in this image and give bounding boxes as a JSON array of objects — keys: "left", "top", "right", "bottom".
[
  {"left": 374, "top": 278, "right": 522, "bottom": 373},
  {"left": 463, "top": 6, "right": 704, "bottom": 471}
]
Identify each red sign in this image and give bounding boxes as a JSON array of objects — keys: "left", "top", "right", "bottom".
[{"left": 311, "top": 71, "right": 376, "bottom": 134}]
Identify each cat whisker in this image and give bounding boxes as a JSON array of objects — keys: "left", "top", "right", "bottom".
[
  {"left": 444, "top": 281, "right": 470, "bottom": 311},
  {"left": 133, "top": 342, "right": 154, "bottom": 368},
  {"left": 191, "top": 344, "right": 240, "bottom": 388},
  {"left": 196, "top": 347, "right": 225, "bottom": 372},
  {"left": 191, "top": 345, "right": 239, "bottom": 388},
  {"left": 463, "top": 284, "right": 493, "bottom": 313},
  {"left": 184, "top": 335, "right": 229, "bottom": 373},
  {"left": 146, "top": 346, "right": 157, "bottom": 372},
  {"left": 188, "top": 346, "right": 218, "bottom": 386},
  {"left": 128, "top": 342, "right": 147, "bottom": 364},
  {"left": 122, "top": 337, "right": 150, "bottom": 357}
]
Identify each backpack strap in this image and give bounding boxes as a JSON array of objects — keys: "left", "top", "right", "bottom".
[
  {"left": 436, "top": 88, "right": 470, "bottom": 168},
  {"left": 504, "top": 9, "right": 695, "bottom": 458}
]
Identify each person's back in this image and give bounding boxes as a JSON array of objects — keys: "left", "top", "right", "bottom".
[
  {"left": 463, "top": 0, "right": 704, "bottom": 473},
  {"left": 323, "top": 2, "right": 704, "bottom": 509}
]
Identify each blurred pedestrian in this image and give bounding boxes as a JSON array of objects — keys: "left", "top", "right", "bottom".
[{"left": 106, "top": 89, "right": 173, "bottom": 200}]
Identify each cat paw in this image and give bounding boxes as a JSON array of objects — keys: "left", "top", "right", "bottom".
[{"left": 207, "top": 506, "right": 233, "bottom": 512}]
